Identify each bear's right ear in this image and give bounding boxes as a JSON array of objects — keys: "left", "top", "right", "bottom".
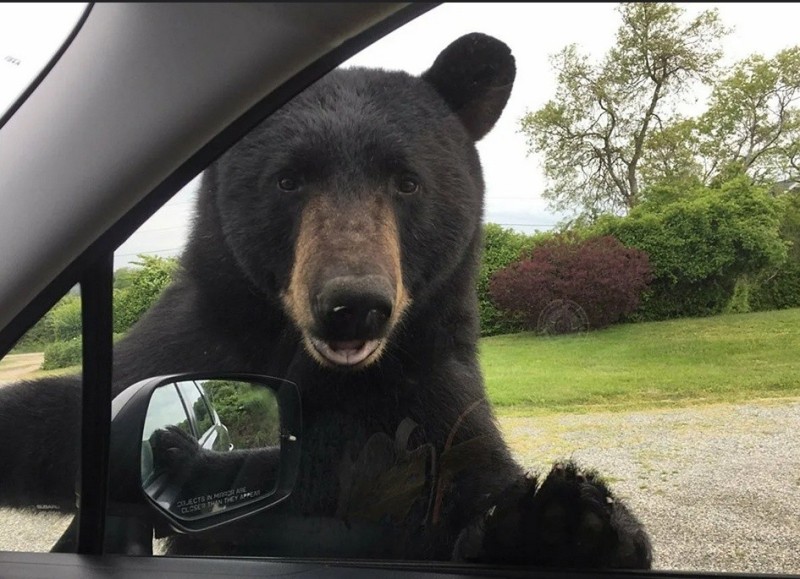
[{"left": 422, "top": 33, "right": 516, "bottom": 142}]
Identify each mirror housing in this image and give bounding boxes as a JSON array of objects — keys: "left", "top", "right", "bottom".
[{"left": 108, "top": 373, "right": 301, "bottom": 535}]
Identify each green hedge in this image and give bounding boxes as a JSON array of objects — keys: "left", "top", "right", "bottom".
[
  {"left": 12, "top": 294, "right": 78, "bottom": 353},
  {"left": 113, "top": 255, "right": 179, "bottom": 334},
  {"left": 41, "top": 333, "right": 126, "bottom": 371},
  {"left": 478, "top": 224, "right": 550, "bottom": 336},
  {"left": 594, "top": 176, "right": 786, "bottom": 320},
  {"left": 750, "top": 260, "right": 800, "bottom": 311},
  {"left": 750, "top": 190, "right": 800, "bottom": 312},
  {"left": 41, "top": 338, "right": 82, "bottom": 370}
]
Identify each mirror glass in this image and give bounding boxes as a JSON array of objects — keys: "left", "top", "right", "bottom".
[{"left": 141, "top": 379, "right": 282, "bottom": 521}]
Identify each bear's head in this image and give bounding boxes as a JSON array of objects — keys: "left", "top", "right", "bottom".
[{"left": 205, "top": 33, "right": 515, "bottom": 370}]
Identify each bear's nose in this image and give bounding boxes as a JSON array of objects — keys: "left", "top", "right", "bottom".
[{"left": 315, "top": 275, "right": 394, "bottom": 341}]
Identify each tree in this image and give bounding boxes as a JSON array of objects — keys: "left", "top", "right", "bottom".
[
  {"left": 639, "top": 117, "right": 705, "bottom": 190},
  {"left": 700, "top": 47, "right": 800, "bottom": 185},
  {"left": 521, "top": 3, "right": 728, "bottom": 218},
  {"left": 639, "top": 47, "right": 800, "bottom": 190}
]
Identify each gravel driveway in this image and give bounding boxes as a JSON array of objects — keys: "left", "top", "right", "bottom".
[
  {"left": 498, "top": 398, "right": 800, "bottom": 574},
  {"left": 1, "top": 398, "right": 798, "bottom": 574}
]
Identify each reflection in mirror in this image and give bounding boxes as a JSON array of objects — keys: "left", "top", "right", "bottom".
[{"left": 141, "top": 380, "right": 281, "bottom": 522}]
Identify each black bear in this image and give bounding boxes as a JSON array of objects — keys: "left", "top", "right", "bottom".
[{"left": 0, "top": 33, "right": 652, "bottom": 567}]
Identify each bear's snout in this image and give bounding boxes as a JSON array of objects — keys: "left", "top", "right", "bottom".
[
  {"left": 314, "top": 274, "right": 394, "bottom": 342},
  {"left": 282, "top": 195, "right": 410, "bottom": 369}
]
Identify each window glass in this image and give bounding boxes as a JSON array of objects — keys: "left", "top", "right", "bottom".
[
  {"left": 2, "top": 2, "right": 799, "bottom": 574},
  {"left": 0, "top": 286, "right": 81, "bottom": 552},
  {"left": 102, "top": 3, "right": 798, "bottom": 572}
]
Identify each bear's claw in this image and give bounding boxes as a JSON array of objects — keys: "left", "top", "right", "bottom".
[{"left": 455, "top": 460, "right": 652, "bottom": 569}]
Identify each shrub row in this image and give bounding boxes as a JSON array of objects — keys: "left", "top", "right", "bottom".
[{"left": 482, "top": 177, "right": 792, "bottom": 333}]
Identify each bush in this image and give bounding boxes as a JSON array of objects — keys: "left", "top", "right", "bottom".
[
  {"left": 114, "top": 255, "right": 179, "bottom": 334},
  {"left": 724, "top": 277, "right": 752, "bottom": 314},
  {"left": 40, "top": 333, "right": 126, "bottom": 371},
  {"left": 42, "top": 337, "right": 82, "bottom": 370},
  {"left": 595, "top": 176, "right": 786, "bottom": 320},
  {"left": 749, "top": 190, "right": 800, "bottom": 312},
  {"left": 12, "top": 293, "right": 79, "bottom": 353},
  {"left": 50, "top": 295, "right": 82, "bottom": 342},
  {"left": 750, "top": 260, "right": 800, "bottom": 311},
  {"left": 202, "top": 380, "right": 280, "bottom": 448},
  {"left": 478, "top": 224, "right": 546, "bottom": 336},
  {"left": 12, "top": 312, "right": 55, "bottom": 353},
  {"left": 489, "top": 235, "right": 652, "bottom": 332}
]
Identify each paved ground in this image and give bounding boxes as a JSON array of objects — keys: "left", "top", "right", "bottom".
[{"left": 1, "top": 397, "right": 798, "bottom": 574}]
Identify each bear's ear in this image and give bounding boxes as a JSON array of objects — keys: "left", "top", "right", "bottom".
[{"left": 422, "top": 33, "right": 515, "bottom": 142}]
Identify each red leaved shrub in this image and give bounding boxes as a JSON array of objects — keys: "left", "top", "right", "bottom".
[{"left": 489, "top": 235, "right": 652, "bottom": 332}]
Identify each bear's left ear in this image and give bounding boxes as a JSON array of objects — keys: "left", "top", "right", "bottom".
[{"left": 422, "top": 33, "right": 516, "bottom": 142}]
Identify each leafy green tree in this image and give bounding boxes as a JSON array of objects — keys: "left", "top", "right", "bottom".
[
  {"left": 114, "top": 255, "right": 180, "bottom": 334},
  {"left": 700, "top": 47, "right": 800, "bottom": 186},
  {"left": 520, "top": 3, "right": 727, "bottom": 218},
  {"left": 639, "top": 117, "right": 705, "bottom": 190},
  {"left": 649, "top": 47, "right": 800, "bottom": 188}
]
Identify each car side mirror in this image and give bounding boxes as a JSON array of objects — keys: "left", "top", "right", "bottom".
[{"left": 109, "top": 373, "right": 301, "bottom": 535}]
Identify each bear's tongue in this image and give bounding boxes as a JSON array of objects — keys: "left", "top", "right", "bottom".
[
  {"left": 312, "top": 338, "right": 380, "bottom": 366},
  {"left": 329, "top": 340, "right": 365, "bottom": 354}
]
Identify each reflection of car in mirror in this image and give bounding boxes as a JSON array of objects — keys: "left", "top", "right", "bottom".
[
  {"left": 141, "top": 379, "right": 233, "bottom": 458},
  {"left": 140, "top": 379, "right": 234, "bottom": 498}
]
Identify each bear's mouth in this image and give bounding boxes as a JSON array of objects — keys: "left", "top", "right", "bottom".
[{"left": 309, "top": 337, "right": 382, "bottom": 367}]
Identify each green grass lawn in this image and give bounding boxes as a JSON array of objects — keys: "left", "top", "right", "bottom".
[
  {"left": 5, "top": 309, "right": 799, "bottom": 413},
  {"left": 481, "top": 308, "right": 800, "bottom": 413}
]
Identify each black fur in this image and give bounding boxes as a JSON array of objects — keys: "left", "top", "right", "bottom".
[{"left": 0, "top": 33, "right": 652, "bottom": 568}]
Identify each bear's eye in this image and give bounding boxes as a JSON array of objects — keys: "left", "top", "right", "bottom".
[
  {"left": 277, "top": 176, "right": 300, "bottom": 192},
  {"left": 396, "top": 175, "right": 419, "bottom": 195}
]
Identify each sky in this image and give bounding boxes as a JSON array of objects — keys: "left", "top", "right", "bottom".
[{"left": 2, "top": 3, "right": 800, "bottom": 269}]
